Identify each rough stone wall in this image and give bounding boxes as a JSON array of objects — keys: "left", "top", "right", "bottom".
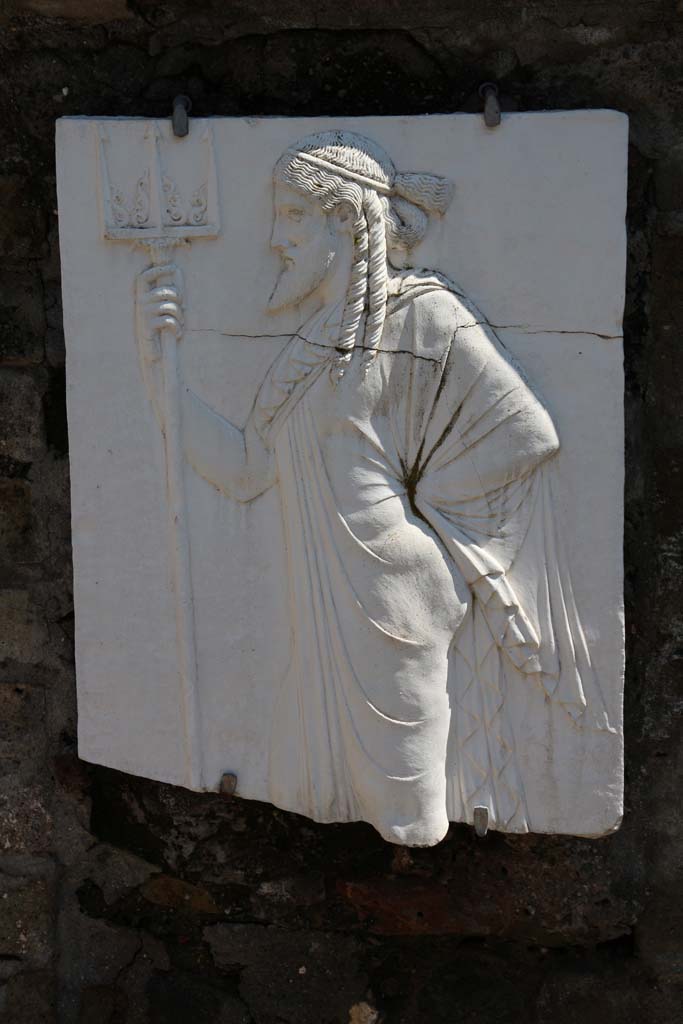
[{"left": 0, "top": 1, "right": 681, "bottom": 1021}]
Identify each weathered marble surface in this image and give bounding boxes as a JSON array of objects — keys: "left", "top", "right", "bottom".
[{"left": 57, "top": 112, "right": 626, "bottom": 845}]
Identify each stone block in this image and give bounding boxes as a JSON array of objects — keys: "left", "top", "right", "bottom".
[
  {"left": 0, "top": 874, "right": 53, "bottom": 968},
  {"left": 57, "top": 843, "right": 156, "bottom": 910},
  {"left": 0, "top": 271, "right": 45, "bottom": 367},
  {"left": 204, "top": 923, "right": 367, "bottom": 1024},
  {"left": 0, "top": 678, "right": 50, "bottom": 781},
  {"left": 0, "top": 682, "right": 52, "bottom": 855},
  {"left": 80, "top": 933, "right": 170, "bottom": 1024},
  {"left": 76, "top": 985, "right": 126, "bottom": 1024},
  {"left": 0, "top": 591, "right": 48, "bottom": 665},
  {"left": 0, "top": 683, "right": 47, "bottom": 770},
  {"left": 57, "top": 906, "right": 140, "bottom": 995},
  {"left": 0, "top": 177, "right": 45, "bottom": 263},
  {"left": 535, "top": 960, "right": 662, "bottom": 1023},
  {"left": 0, "top": 479, "right": 33, "bottom": 564},
  {"left": 636, "top": 900, "right": 683, "bottom": 986},
  {"left": 654, "top": 143, "right": 683, "bottom": 212},
  {"left": 4, "top": 0, "right": 132, "bottom": 21},
  {"left": 336, "top": 845, "right": 635, "bottom": 945},
  {"left": 0, "top": 371, "right": 43, "bottom": 463},
  {"left": 0, "top": 789, "right": 52, "bottom": 857},
  {"left": 141, "top": 874, "right": 221, "bottom": 914},
  {"left": 144, "top": 972, "right": 250, "bottom": 1024},
  {"left": 0, "top": 969, "right": 56, "bottom": 1023}
]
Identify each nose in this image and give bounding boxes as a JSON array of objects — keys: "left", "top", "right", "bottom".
[{"left": 270, "top": 214, "right": 293, "bottom": 254}]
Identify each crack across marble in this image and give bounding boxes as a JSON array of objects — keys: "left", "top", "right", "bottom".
[{"left": 187, "top": 324, "right": 624, "bottom": 368}]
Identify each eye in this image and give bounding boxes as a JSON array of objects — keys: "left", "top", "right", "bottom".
[{"left": 286, "top": 207, "right": 305, "bottom": 222}]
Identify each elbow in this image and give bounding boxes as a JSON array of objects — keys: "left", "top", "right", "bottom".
[
  {"left": 538, "top": 409, "right": 560, "bottom": 462},
  {"left": 522, "top": 405, "right": 560, "bottom": 467}
]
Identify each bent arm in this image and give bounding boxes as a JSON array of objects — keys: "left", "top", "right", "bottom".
[
  {"left": 417, "top": 311, "right": 560, "bottom": 500},
  {"left": 181, "top": 387, "right": 275, "bottom": 502},
  {"left": 448, "top": 386, "right": 559, "bottom": 498}
]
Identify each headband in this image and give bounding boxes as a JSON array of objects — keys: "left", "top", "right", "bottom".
[{"left": 285, "top": 148, "right": 394, "bottom": 195}]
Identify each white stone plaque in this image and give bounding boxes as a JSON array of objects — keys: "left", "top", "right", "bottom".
[{"left": 57, "top": 112, "right": 627, "bottom": 846}]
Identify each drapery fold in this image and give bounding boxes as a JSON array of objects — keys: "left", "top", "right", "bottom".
[
  {"left": 403, "top": 274, "right": 614, "bottom": 829},
  {"left": 257, "top": 270, "right": 612, "bottom": 840}
]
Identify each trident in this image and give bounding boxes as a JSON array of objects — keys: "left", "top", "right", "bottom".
[{"left": 96, "top": 119, "right": 220, "bottom": 789}]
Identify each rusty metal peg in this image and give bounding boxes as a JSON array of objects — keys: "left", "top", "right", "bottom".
[
  {"left": 172, "top": 95, "right": 192, "bottom": 138},
  {"left": 473, "top": 805, "right": 490, "bottom": 838},
  {"left": 220, "top": 772, "right": 238, "bottom": 797},
  {"left": 478, "top": 82, "right": 501, "bottom": 129}
]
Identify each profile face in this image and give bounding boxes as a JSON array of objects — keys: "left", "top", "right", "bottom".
[{"left": 267, "top": 180, "right": 339, "bottom": 313}]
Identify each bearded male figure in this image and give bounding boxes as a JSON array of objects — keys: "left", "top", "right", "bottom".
[{"left": 137, "top": 130, "right": 609, "bottom": 847}]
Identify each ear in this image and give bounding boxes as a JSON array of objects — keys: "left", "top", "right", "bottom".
[{"left": 330, "top": 201, "right": 355, "bottom": 235}]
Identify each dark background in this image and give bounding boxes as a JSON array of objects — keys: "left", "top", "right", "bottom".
[{"left": 0, "top": 2, "right": 681, "bottom": 1021}]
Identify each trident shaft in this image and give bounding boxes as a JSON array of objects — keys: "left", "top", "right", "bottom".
[{"left": 96, "top": 120, "right": 220, "bottom": 789}]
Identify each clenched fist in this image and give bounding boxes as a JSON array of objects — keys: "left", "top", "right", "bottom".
[{"left": 135, "top": 263, "right": 185, "bottom": 366}]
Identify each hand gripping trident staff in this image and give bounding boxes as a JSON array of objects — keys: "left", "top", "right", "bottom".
[{"left": 96, "top": 120, "right": 220, "bottom": 789}]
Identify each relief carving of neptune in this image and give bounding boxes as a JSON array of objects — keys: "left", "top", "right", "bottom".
[{"left": 136, "top": 130, "right": 611, "bottom": 846}]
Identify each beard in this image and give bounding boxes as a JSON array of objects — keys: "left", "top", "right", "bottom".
[{"left": 267, "top": 239, "right": 337, "bottom": 314}]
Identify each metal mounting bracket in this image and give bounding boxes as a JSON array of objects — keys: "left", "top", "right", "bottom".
[
  {"left": 473, "top": 805, "right": 490, "bottom": 838},
  {"left": 172, "top": 95, "right": 192, "bottom": 138},
  {"left": 478, "top": 82, "right": 501, "bottom": 128}
]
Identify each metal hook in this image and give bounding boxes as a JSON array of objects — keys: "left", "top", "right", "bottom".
[
  {"left": 473, "top": 805, "right": 489, "bottom": 838},
  {"left": 478, "top": 82, "right": 501, "bottom": 129},
  {"left": 219, "top": 772, "right": 238, "bottom": 797},
  {"left": 172, "top": 95, "right": 192, "bottom": 138}
]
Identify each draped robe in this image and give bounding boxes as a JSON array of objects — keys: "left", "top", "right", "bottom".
[{"left": 245, "top": 270, "right": 612, "bottom": 846}]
